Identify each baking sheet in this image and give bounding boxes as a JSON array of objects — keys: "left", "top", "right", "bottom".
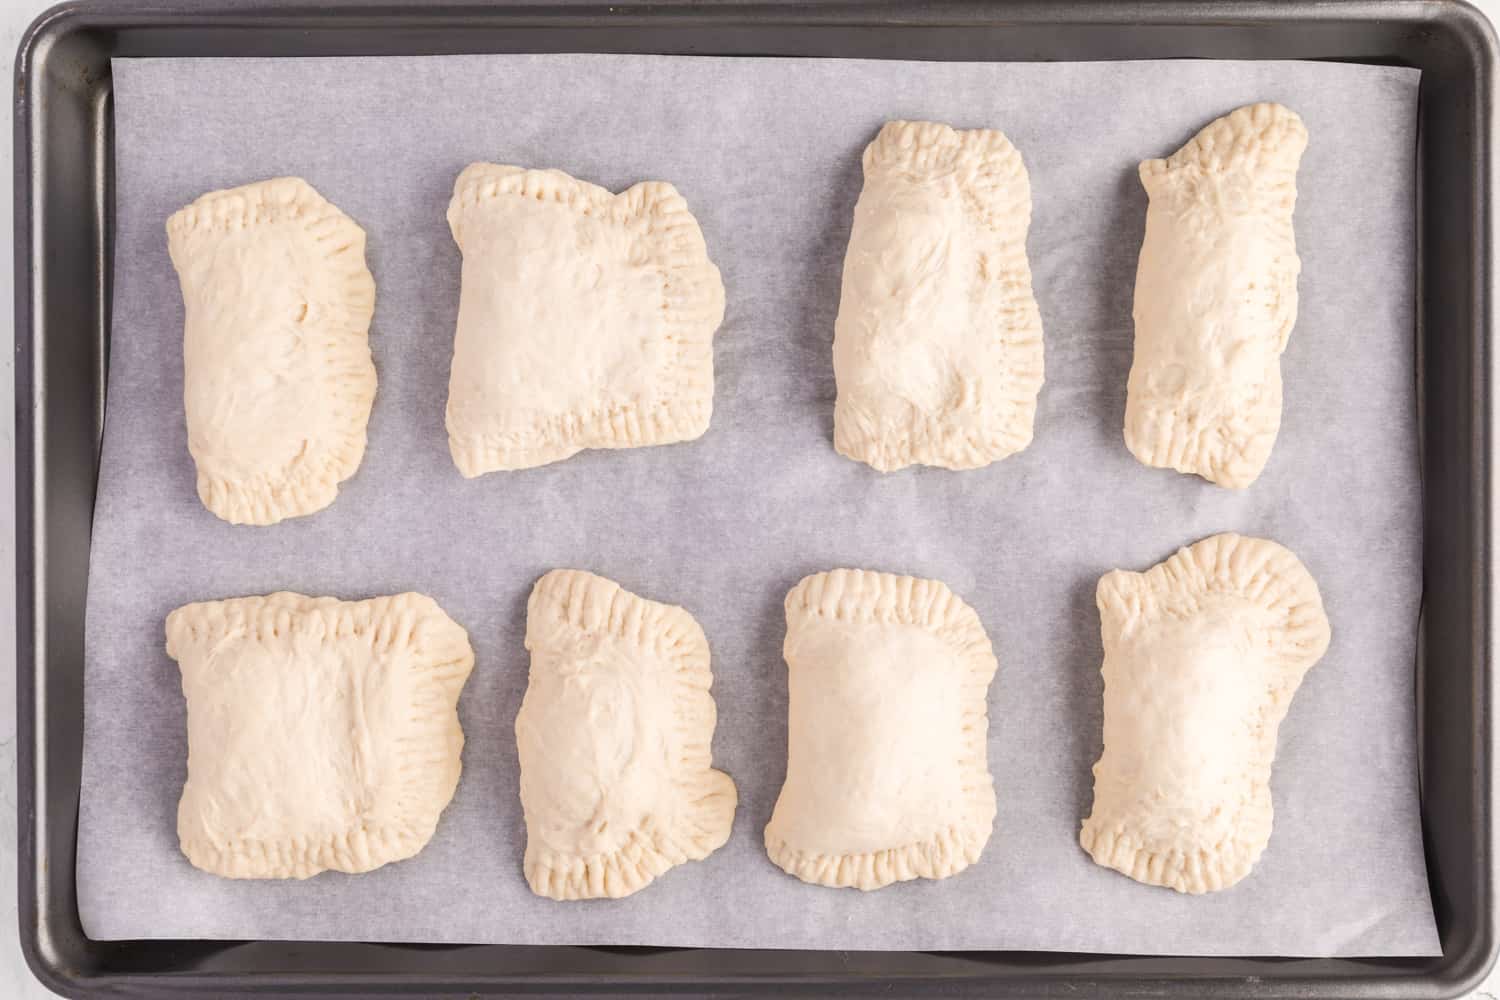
[{"left": 79, "top": 54, "right": 1436, "bottom": 956}]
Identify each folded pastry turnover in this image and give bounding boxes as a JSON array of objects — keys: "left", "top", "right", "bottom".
[
  {"left": 515, "top": 570, "right": 737, "bottom": 899},
  {"left": 166, "top": 592, "right": 474, "bottom": 879},
  {"left": 445, "top": 165, "right": 725, "bottom": 476},
  {"left": 832, "top": 120, "right": 1045, "bottom": 472},
  {"left": 765, "top": 569, "right": 999, "bottom": 890},
  {"left": 167, "top": 177, "right": 377, "bottom": 525},
  {"left": 1080, "top": 533, "right": 1331, "bottom": 893},
  {"left": 1125, "top": 103, "right": 1308, "bottom": 488}
]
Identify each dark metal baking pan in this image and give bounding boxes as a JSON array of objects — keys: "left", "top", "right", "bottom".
[{"left": 14, "top": 1, "right": 1497, "bottom": 996}]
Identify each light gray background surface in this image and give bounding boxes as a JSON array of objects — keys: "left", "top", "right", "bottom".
[
  {"left": 72, "top": 53, "right": 1434, "bottom": 956},
  {"left": 5, "top": 2, "right": 1495, "bottom": 994}
]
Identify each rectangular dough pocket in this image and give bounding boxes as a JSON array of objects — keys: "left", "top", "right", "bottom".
[
  {"left": 765, "top": 569, "right": 998, "bottom": 890},
  {"left": 832, "top": 121, "right": 1045, "bottom": 472},
  {"left": 445, "top": 165, "right": 725, "bottom": 476},
  {"left": 1080, "top": 533, "right": 1331, "bottom": 893},
  {"left": 515, "top": 570, "right": 737, "bottom": 899},
  {"left": 1125, "top": 104, "right": 1308, "bottom": 488},
  {"left": 166, "top": 592, "right": 474, "bottom": 879},
  {"left": 167, "top": 178, "right": 377, "bottom": 525}
]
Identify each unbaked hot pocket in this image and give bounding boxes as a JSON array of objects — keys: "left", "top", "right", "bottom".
[
  {"left": 765, "top": 568, "right": 999, "bottom": 890},
  {"left": 1125, "top": 104, "right": 1308, "bottom": 488},
  {"left": 167, "top": 178, "right": 377, "bottom": 525},
  {"left": 445, "top": 166, "right": 725, "bottom": 476},
  {"left": 1080, "top": 533, "right": 1331, "bottom": 892},
  {"left": 832, "top": 121, "right": 1045, "bottom": 472},
  {"left": 515, "top": 569, "right": 737, "bottom": 900}
]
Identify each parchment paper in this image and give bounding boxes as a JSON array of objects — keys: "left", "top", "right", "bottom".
[{"left": 79, "top": 54, "right": 1437, "bottom": 956}]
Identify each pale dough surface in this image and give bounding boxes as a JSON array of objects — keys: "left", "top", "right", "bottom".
[
  {"left": 445, "top": 165, "right": 725, "bottom": 476},
  {"left": 166, "top": 592, "right": 474, "bottom": 879},
  {"left": 832, "top": 120, "right": 1045, "bottom": 472},
  {"left": 516, "top": 569, "right": 738, "bottom": 900},
  {"left": 1125, "top": 103, "right": 1308, "bottom": 489},
  {"left": 765, "top": 569, "right": 999, "bottom": 890},
  {"left": 167, "top": 177, "right": 377, "bottom": 525},
  {"left": 1080, "top": 533, "right": 1331, "bottom": 893}
]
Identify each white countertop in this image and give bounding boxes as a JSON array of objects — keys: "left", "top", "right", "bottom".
[{"left": 2, "top": 2, "right": 1495, "bottom": 996}]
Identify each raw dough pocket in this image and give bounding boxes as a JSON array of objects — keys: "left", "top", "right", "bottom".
[
  {"left": 166, "top": 592, "right": 474, "bottom": 879},
  {"left": 832, "top": 120, "right": 1045, "bottom": 472},
  {"left": 764, "top": 569, "right": 999, "bottom": 890},
  {"left": 1125, "top": 103, "right": 1308, "bottom": 488},
  {"left": 167, "top": 177, "right": 377, "bottom": 525},
  {"left": 515, "top": 569, "right": 737, "bottom": 899},
  {"left": 1080, "top": 533, "right": 1331, "bottom": 893},
  {"left": 445, "top": 165, "right": 725, "bottom": 476}
]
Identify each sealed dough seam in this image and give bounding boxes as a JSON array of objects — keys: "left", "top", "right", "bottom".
[
  {"left": 765, "top": 819, "right": 992, "bottom": 890},
  {"left": 1094, "top": 531, "right": 1329, "bottom": 655}
]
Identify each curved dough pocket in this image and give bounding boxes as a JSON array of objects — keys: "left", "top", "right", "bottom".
[
  {"left": 445, "top": 166, "right": 725, "bottom": 476},
  {"left": 167, "top": 178, "right": 377, "bottom": 525},
  {"left": 832, "top": 120, "right": 1045, "bottom": 472},
  {"left": 765, "top": 569, "right": 999, "bottom": 890},
  {"left": 1080, "top": 533, "right": 1331, "bottom": 893},
  {"left": 1125, "top": 103, "right": 1308, "bottom": 488},
  {"left": 515, "top": 570, "right": 737, "bottom": 899},
  {"left": 166, "top": 592, "right": 474, "bottom": 879}
]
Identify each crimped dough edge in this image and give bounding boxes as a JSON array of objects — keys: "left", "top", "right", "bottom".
[
  {"left": 519, "top": 569, "right": 737, "bottom": 900},
  {"left": 766, "top": 568, "right": 999, "bottom": 889},
  {"left": 167, "top": 177, "right": 378, "bottom": 526},
  {"left": 1141, "top": 102, "right": 1307, "bottom": 181},
  {"left": 165, "top": 592, "right": 475, "bottom": 879},
  {"left": 1080, "top": 533, "right": 1331, "bottom": 893},
  {"left": 1122, "top": 390, "right": 1283, "bottom": 491},
  {"left": 834, "top": 120, "right": 1046, "bottom": 472},
  {"left": 445, "top": 165, "right": 725, "bottom": 476},
  {"left": 1126, "top": 104, "right": 1306, "bottom": 490}
]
